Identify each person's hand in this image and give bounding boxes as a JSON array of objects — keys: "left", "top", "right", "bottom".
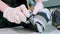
[
  {"left": 3, "top": 4, "right": 30, "bottom": 24},
  {"left": 32, "top": 1, "right": 51, "bottom": 19},
  {"left": 33, "top": 1, "right": 44, "bottom": 15}
]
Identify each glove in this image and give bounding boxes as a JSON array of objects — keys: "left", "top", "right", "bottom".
[
  {"left": 3, "top": 5, "right": 30, "bottom": 24},
  {"left": 33, "top": 1, "right": 44, "bottom": 15},
  {"left": 32, "top": 1, "right": 51, "bottom": 19}
]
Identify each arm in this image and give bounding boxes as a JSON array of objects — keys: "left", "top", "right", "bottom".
[{"left": 0, "top": 0, "right": 9, "bottom": 12}]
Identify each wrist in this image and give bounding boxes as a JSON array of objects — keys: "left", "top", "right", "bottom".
[
  {"left": 0, "top": 1, "right": 9, "bottom": 12},
  {"left": 1, "top": 6, "right": 9, "bottom": 12}
]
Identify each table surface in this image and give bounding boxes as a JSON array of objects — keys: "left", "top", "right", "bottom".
[{"left": 43, "top": 0, "right": 60, "bottom": 7}]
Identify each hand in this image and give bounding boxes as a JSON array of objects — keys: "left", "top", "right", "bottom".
[
  {"left": 33, "top": 1, "right": 44, "bottom": 15},
  {"left": 3, "top": 5, "right": 30, "bottom": 24},
  {"left": 32, "top": 2, "right": 51, "bottom": 19}
]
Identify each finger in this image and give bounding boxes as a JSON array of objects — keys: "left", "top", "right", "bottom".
[
  {"left": 13, "top": 14, "right": 21, "bottom": 24},
  {"left": 10, "top": 8, "right": 22, "bottom": 24},
  {"left": 12, "top": 9, "right": 21, "bottom": 23},
  {"left": 7, "top": 14, "right": 17, "bottom": 23},
  {"left": 19, "top": 4, "right": 30, "bottom": 17},
  {"left": 4, "top": 10, "right": 20, "bottom": 23},
  {"left": 16, "top": 8, "right": 27, "bottom": 22}
]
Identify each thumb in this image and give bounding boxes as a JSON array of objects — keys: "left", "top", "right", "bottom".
[{"left": 19, "top": 4, "right": 30, "bottom": 17}]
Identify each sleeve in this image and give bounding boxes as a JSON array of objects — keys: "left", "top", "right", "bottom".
[{"left": 2, "top": 0, "right": 27, "bottom": 8}]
